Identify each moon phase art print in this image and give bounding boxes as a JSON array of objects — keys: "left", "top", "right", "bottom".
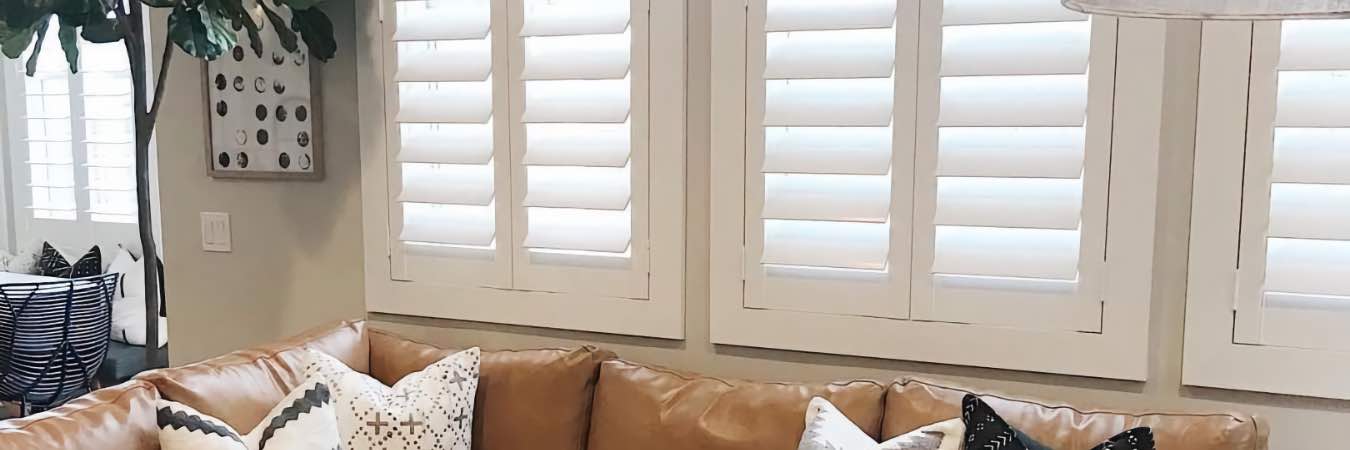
[{"left": 205, "top": 6, "right": 323, "bottom": 180}]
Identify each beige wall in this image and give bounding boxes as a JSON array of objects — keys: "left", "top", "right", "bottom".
[
  {"left": 157, "top": 1, "right": 1350, "bottom": 448},
  {"left": 150, "top": 2, "right": 366, "bottom": 366}
]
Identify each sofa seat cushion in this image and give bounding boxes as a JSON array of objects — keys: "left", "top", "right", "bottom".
[
  {"left": 884, "top": 378, "right": 1268, "bottom": 450},
  {"left": 136, "top": 320, "right": 368, "bottom": 432},
  {"left": 368, "top": 328, "right": 615, "bottom": 450},
  {"left": 0, "top": 380, "right": 159, "bottom": 450},
  {"left": 586, "top": 360, "right": 886, "bottom": 450}
]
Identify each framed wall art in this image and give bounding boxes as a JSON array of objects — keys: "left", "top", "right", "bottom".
[{"left": 204, "top": 10, "right": 323, "bottom": 180}]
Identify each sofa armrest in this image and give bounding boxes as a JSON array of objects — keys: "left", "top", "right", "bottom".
[{"left": 0, "top": 380, "right": 160, "bottom": 450}]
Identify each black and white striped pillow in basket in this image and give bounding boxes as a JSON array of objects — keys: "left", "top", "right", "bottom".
[
  {"left": 158, "top": 379, "right": 341, "bottom": 450},
  {"left": 962, "top": 394, "right": 1155, "bottom": 450}
]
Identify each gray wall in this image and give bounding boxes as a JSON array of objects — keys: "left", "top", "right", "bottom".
[{"left": 150, "top": 1, "right": 366, "bottom": 366}]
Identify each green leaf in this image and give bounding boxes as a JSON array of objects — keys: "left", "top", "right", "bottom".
[
  {"left": 56, "top": 15, "right": 77, "bottom": 73},
  {"left": 290, "top": 6, "right": 333, "bottom": 62},
  {"left": 24, "top": 17, "right": 49, "bottom": 75},
  {"left": 2, "top": 16, "right": 45, "bottom": 59},
  {"left": 204, "top": 0, "right": 260, "bottom": 57},
  {"left": 3, "top": 1, "right": 58, "bottom": 37},
  {"left": 277, "top": 0, "right": 321, "bottom": 11},
  {"left": 201, "top": 5, "right": 237, "bottom": 56},
  {"left": 258, "top": 3, "right": 295, "bottom": 53},
  {"left": 167, "top": 1, "right": 233, "bottom": 60}
]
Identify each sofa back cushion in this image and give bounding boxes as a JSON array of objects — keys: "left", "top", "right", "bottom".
[
  {"left": 135, "top": 320, "right": 368, "bottom": 432},
  {"left": 0, "top": 380, "right": 159, "bottom": 450},
  {"left": 369, "top": 328, "right": 615, "bottom": 450},
  {"left": 884, "top": 378, "right": 1269, "bottom": 450},
  {"left": 587, "top": 360, "right": 886, "bottom": 450}
]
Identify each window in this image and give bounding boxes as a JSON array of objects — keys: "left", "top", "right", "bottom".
[
  {"left": 1187, "top": 19, "right": 1350, "bottom": 400},
  {"left": 711, "top": 0, "right": 1169, "bottom": 378},
  {"left": 359, "top": 0, "right": 685, "bottom": 338},
  {"left": 1, "top": 19, "right": 138, "bottom": 251}
]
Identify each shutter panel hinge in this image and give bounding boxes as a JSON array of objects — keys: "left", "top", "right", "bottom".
[
  {"left": 377, "top": 0, "right": 386, "bottom": 23},
  {"left": 1231, "top": 268, "right": 1242, "bottom": 312}
]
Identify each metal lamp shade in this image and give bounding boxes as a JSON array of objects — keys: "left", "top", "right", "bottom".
[{"left": 1062, "top": 0, "right": 1350, "bottom": 19}]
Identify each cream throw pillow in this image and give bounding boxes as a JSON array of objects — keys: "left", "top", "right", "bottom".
[{"left": 798, "top": 397, "right": 963, "bottom": 450}]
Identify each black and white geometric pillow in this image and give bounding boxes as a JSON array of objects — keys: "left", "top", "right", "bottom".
[
  {"left": 962, "top": 395, "right": 1155, "bottom": 450},
  {"left": 305, "top": 347, "right": 481, "bottom": 450},
  {"left": 38, "top": 242, "right": 101, "bottom": 278},
  {"left": 158, "top": 379, "right": 340, "bottom": 450}
]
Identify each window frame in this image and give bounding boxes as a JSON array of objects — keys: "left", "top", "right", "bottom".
[
  {"left": 710, "top": 1, "right": 1169, "bottom": 380},
  {"left": 356, "top": 0, "right": 686, "bottom": 339},
  {"left": 1184, "top": 20, "right": 1350, "bottom": 400}
]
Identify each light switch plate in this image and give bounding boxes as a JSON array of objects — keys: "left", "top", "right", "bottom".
[{"left": 200, "top": 212, "right": 232, "bottom": 252}]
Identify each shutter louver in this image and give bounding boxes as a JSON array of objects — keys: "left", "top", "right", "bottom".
[
  {"left": 392, "top": 0, "right": 500, "bottom": 253},
  {"left": 743, "top": 0, "right": 907, "bottom": 318},
  {"left": 1237, "top": 19, "right": 1350, "bottom": 351},
  {"left": 913, "top": 0, "right": 1111, "bottom": 330},
  {"left": 518, "top": 0, "right": 635, "bottom": 258}
]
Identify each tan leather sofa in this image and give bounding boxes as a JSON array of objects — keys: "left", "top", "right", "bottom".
[{"left": 0, "top": 320, "right": 1269, "bottom": 450}]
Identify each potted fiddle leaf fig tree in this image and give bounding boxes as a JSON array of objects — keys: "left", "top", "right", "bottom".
[{"left": 0, "top": 0, "right": 336, "bottom": 361}]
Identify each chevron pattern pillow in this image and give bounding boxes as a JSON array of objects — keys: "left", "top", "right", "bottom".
[
  {"left": 961, "top": 395, "right": 1155, "bottom": 450},
  {"left": 157, "top": 379, "right": 340, "bottom": 450},
  {"left": 799, "top": 397, "right": 964, "bottom": 450}
]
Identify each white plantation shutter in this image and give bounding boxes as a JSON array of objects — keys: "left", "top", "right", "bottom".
[
  {"left": 509, "top": 0, "right": 650, "bottom": 298},
  {"left": 742, "top": 0, "right": 913, "bottom": 317},
  {"left": 386, "top": 0, "right": 512, "bottom": 286},
  {"left": 910, "top": 0, "right": 1116, "bottom": 330},
  {"left": 380, "top": 0, "right": 656, "bottom": 298},
  {"left": 1233, "top": 19, "right": 1350, "bottom": 351},
  {"left": 18, "top": 33, "right": 78, "bottom": 221},
  {"left": 80, "top": 41, "right": 137, "bottom": 224},
  {"left": 2, "top": 18, "right": 139, "bottom": 250}
]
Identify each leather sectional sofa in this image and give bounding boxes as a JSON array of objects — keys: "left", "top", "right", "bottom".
[{"left": 0, "top": 320, "right": 1269, "bottom": 450}]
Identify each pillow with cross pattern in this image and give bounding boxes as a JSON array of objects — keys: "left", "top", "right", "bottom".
[{"left": 304, "top": 347, "right": 481, "bottom": 450}]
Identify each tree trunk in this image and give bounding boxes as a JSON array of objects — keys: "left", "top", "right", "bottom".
[{"left": 122, "top": 0, "right": 161, "bottom": 364}]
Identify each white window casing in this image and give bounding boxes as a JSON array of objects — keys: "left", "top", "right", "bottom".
[
  {"left": 712, "top": 0, "right": 1167, "bottom": 379},
  {"left": 358, "top": 0, "right": 685, "bottom": 338},
  {"left": 1186, "top": 20, "right": 1350, "bottom": 400}
]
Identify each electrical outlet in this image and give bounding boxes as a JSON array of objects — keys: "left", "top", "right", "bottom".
[{"left": 201, "top": 212, "right": 232, "bottom": 252}]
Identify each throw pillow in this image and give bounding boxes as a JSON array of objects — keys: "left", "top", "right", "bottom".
[
  {"left": 305, "top": 347, "right": 481, "bottom": 450},
  {"left": 962, "top": 395, "right": 1155, "bottom": 450},
  {"left": 37, "top": 242, "right": 101, "bottom": 278},
  {"left": 105, "top": 248, "right": 167, "bottom": 347},
  {"left": 106, "top": 247, "right": 145, "bottom": 300},
  {"left": 799, "top": 397, "right": 963, "bottom": 450},
  {"left": 158, "top": 378, "right": 340, "bottom": 450}
]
